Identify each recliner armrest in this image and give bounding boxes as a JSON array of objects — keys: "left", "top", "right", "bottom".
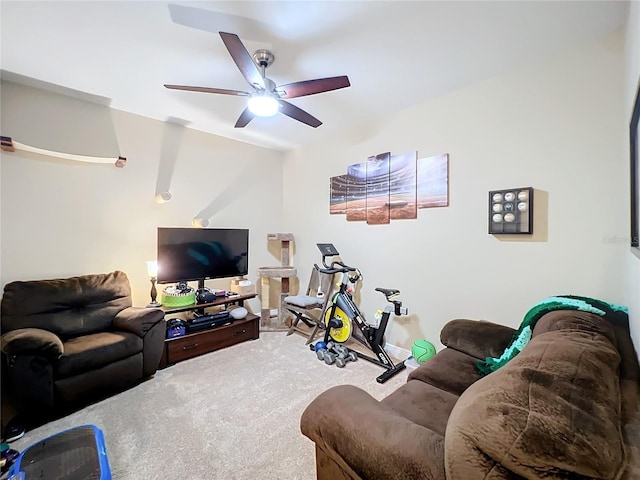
[
  {"left": 301, "top": 385, "right": 445, "bottom": 479},
  {"left": 114, "top": 307, "right": 164, "bottom": 337},
  {"left": 440, "top": 319, "right": 515, "bottom": 360},
  {"left": 1, "top": 328, "right": 63, "bottom": 359}
]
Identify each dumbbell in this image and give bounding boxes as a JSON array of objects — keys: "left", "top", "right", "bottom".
[
  {"left": 336, "top": 351, "right": 358, "bottom": 368},
  {"left": 314, "top": 341, "right": 328, "bottom": 361},
  {"left": 333, "top": 345, "right": 350, "bottom": 358},
  {"left": 323, "top": 351, "right": 337, "bottom": 365},
  {"left": 321, "top": 341, "right": 340, "bottom": 364}
]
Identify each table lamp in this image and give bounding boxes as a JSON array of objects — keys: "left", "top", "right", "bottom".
[{"left": 146, "top": 260, "right": 162, "bottom": 308}]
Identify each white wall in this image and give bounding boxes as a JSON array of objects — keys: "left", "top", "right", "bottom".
[
  {"left": 624, "top": 1, "right": 640, "bottom": 354},
  {"left": 0, "top": 81, "right": 285, "bottom": 308},
  {"left": 2, "top": 27, "right": 635, "bottom": 356},
  {"left": 283, "top": 32, "right": 627, "bottom": 351}
]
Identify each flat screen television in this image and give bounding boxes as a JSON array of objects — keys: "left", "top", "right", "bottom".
[{"left": 157, "top": 227, "right": 249, "bottom": 286}]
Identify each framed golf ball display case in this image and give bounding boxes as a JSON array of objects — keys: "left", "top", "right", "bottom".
[{"left": 488, "top": 187, "right": 533, "bottom": 234}]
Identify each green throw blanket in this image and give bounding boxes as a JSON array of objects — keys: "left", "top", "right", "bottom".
[{"left": 476, "top": 295, "right": 628, "bottom": 376}]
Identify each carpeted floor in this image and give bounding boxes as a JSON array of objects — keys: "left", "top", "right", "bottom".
[{"left": 10, "top": 332, "right": 407, "bottom": 479}]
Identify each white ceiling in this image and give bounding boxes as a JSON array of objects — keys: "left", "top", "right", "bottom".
[{"left": 0, "top": 1, "right": 629, "bottom": 151}]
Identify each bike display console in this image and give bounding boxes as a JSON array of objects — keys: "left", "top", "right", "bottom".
[{"left": 158, "top": 293, "right": 259, "bottom": 368}]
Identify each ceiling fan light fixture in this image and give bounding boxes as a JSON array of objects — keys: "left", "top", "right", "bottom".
[{"left": 247, "top": 93, "right": 279, "bottom": 117}]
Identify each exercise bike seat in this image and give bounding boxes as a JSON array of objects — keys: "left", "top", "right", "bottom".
[{"left": 375, "top": 287, "right": 400, "bottom": 298}]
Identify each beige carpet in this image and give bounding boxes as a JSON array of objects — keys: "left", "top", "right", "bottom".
[{"left": 11, "top": 332, "right": 407, "bottom": 479}]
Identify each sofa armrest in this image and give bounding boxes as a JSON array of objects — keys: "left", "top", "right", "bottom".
[
  {"left": 301, "top": 385, "right": 446, "bottom": 480},
  {"left": 440, "top": 319, "right": 515, "bottom": 360},
  {"left": 113, "top": 307, "right": 164, "bottom": 337},
  {"left": 1, "top": 328, "right": 63, "bottom": 360}
]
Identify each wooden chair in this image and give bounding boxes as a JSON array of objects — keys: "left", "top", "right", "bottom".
[{"left": 284, "top": 268, "right": 335, "bottom": 344}]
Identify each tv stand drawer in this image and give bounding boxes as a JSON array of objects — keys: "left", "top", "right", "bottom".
[{"left": 164, "top": 315, "right": 259, "bottom": 365}]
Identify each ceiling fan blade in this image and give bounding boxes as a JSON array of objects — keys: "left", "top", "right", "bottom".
[
  {"left": 235, "top": 108, "right": 255, "bottom": 128},
  {"left": 164, "top": 85, "right": 249, "bottom": 96},
  {"left": 219, "top": 32, "right": 265, "bottom": 90},
  {"left": 277, "top": 76, "right": 351, "bottom": 99},
  {"left": 278, "top": 100, "right": 322, "bottom": 128}
]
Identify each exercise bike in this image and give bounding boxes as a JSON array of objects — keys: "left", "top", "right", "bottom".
[{"left": 311, "top": 243, "right": 409, "bottom": 383}]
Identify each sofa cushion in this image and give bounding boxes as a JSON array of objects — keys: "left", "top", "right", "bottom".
[
  {"left": 440, "top": 319, "right": 516, "bottom": 360},
  {"left": 532, "top": 309, "right": 618, "bottom": 342},
  {"left": 1, "top": 271, "right": 132, "bottom": 339},
  {"left": 284, "top": 295, "right": 324, "bottom": 308},
  {"left": 444, "top": 316, "right": 624, "bottom": 479},
  {"left": 381, "top": 379, "right": 458, "bottom": 437},
  {"left": 56, "top": 331, "right": 143, "bottom": 379},
  {"left": 55, "top": 353, "right": 143, "bottom": 405},
  {"left": 409, "top": 348, "right": 482, "bottom": 397}
]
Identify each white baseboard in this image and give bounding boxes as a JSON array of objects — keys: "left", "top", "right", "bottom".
[{"left": 384, "top": 342, "right": 411, "bottom": 359}]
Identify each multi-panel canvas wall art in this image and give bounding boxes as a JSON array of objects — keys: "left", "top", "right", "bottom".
[
  {"left": 366, "top": 152, "right": 391, "bottom": 225},
  {"left": 346, "top": 162, "right": 367, "bottom": 222},
  {"left": 330, "top": 175, "right": 349, "bottom": 215},
  {"left": 418, "top": 154, "right": 449, "bottom": 208},
  {"left": 389, "top": 151, "right": 418, "bottom": 220},
  {"left": 330, "top": 151, "right": 449, "bottom": 224}
]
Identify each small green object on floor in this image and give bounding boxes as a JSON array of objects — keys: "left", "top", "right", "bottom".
[{"left": 411, "top": 339, "right": 436, "bottom": 364}]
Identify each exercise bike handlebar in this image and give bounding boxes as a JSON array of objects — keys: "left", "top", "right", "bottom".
[
  {"left": 313, "top": 261, "right": 407, "bottom": 314},
  {"left": 314, "top": 261, "right": 357, "bottom": 275}
]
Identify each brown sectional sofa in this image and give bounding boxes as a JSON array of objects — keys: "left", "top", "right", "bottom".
[{"left": 301, "top": 310, "right": 640, "bottom": 479}]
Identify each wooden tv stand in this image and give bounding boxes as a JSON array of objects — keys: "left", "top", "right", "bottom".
[{"left": 158, "top": 293, "right": 259, "bottom": 368}]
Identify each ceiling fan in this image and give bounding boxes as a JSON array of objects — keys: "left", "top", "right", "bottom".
[{"left": 164, "top": 32, "right": 351, "bottom": 129}]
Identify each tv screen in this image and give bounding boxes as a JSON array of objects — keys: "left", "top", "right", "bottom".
[{"left": 157, "top": 227, "right": 249, "bottom": 284}]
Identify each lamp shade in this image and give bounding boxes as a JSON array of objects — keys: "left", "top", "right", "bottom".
[{"left": 146, "top": 260, "right": 158, "bottom": 278}]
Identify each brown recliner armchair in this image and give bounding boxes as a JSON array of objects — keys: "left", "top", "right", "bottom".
[{"left": 1, "top": 271, "right": 165, "bottom": 423}]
